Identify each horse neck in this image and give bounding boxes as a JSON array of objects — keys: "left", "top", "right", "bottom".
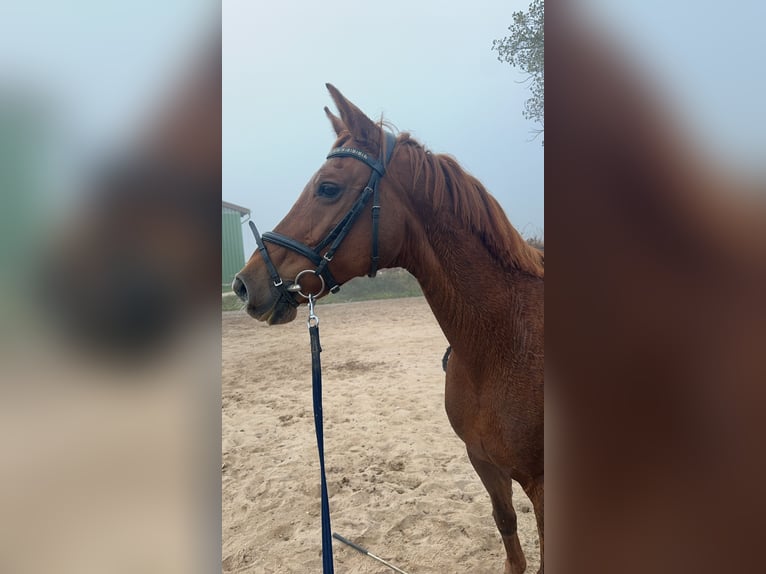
[{"left": 395, "top": 210, "right": 542, "bottom": 370}]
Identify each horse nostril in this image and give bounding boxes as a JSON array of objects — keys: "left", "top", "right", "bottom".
[{"left": 232, "top": 275, "right": 248, "bottom": 303}]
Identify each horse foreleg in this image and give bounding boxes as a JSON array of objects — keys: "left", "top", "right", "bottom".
[
  {"left": 521, "top": 475, "right": 544, "bottom": 574},
  {"left": 467, "top": 451, "right": 527, "bottom": 574}
]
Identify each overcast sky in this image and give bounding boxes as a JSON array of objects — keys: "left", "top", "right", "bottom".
[
  {"left": 580, "top": 0, "right": 766, "bottom": 173},
  {"left": 223, "top": 0, "right": 545, "bottom": 257},
  {"left": 4, "top": 2, "right": 763, "bottom": 261}
]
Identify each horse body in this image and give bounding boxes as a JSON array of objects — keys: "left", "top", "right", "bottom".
[
  {"left": 440, "top": 277, "right": 543, "bottom": 574},
  {"left": 234, "top": 85, "right": 543, "bottom": 573},
  {"left": 391, "top": 158, "right": 544, "bottom": 574}
]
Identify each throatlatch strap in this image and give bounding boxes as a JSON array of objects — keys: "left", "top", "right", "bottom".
[{"left": 310, "top": 323, "right": 334, "bottom": 573}]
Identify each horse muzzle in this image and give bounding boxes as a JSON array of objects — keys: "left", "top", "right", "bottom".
[{"left": 232, "top": 273, "right": 298, "bottom": 325}]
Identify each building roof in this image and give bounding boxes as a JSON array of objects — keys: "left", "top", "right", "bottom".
[{"left": 222, "top": 200, "right": 250, "bottom": 215}]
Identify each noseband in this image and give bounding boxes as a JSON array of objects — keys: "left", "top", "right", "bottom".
[{"left": 249, "top": 130, "right": 397, "bottom": 305}]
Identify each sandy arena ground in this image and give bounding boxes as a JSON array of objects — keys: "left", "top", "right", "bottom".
[{"left": 222, "top": 297, "right": 540, "bottom": 573}]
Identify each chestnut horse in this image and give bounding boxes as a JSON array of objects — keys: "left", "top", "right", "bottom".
[{"left": 234, "top": 85, "right": 544, "bottom": 574}]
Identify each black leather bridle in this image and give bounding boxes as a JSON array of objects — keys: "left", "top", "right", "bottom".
[{"left": 249, "top": 130, "right": 397, "bottom": 305}]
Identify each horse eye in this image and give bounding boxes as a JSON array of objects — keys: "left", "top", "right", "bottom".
[{"left": 317, "top": 183, "right": 341, "bottom": 198}]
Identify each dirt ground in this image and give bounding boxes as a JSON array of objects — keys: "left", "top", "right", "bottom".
[{"left": 222, "top": 297, "right": 540, "bottom": 573}]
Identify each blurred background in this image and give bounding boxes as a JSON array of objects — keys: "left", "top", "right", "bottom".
[
  {"left": 2, "top": 0, "right": 765, "bottom": 572},
  {"left": 546, "top": 1, "right": 766, "bottom": 573},
  {"left": 0, "top": 2, "right": 220, "bottom": 573}
]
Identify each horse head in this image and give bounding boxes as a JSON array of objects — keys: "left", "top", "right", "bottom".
[{"left": 234, "top": 85, "right": 410, "bottom": 324}]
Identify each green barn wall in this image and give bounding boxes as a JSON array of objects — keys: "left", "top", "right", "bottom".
[{"left": 222, "top": 207, "right": 246, "bottom": 289}]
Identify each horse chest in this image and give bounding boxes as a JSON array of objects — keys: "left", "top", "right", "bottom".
[{"left": 444, "top": 364, "right": 506, "bottom": 457}]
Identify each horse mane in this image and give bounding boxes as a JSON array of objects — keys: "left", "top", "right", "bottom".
[
  {"left": 394, "top": 132, "right": 544, "bottom": 278},
  {"left": 329, "top": 124, "right": 543, "bottom": 278}
]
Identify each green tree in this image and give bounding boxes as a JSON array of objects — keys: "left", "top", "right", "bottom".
[{"left": 492, "top": 0, "right": 544, "bottom": 138}]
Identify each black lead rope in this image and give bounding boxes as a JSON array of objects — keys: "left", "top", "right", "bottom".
[
  {"left": 249, "top": 131, "right": 398, "bottom": 573},
  {"left": 307, "top": 296, "right": 334, "bottom": 573}
]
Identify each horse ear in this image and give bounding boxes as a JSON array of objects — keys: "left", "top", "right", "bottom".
[
  {"left": 325, "top": 83, "right": 378, "bottom": 148},
  {"left": 324, "top": 106, "right": 345, "bottom": 136}
]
